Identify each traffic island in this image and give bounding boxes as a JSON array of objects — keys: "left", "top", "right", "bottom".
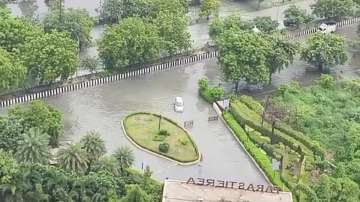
[{"left": 122, "top": 112, "right": 200, "bottom": 165}]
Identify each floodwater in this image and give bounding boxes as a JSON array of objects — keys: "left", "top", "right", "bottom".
[{"left": 43, "top": 60, "right": 267, "bottom": 184}]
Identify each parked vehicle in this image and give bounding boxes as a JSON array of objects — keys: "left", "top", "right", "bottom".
[
  {"left": 318, "top": 21, "right": 337, "bottom": 34},
  {"left": 174, "top": 97, "right": 184, "bottom": 112}
]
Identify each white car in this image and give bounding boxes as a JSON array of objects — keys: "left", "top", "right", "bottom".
[
  {"left": 174, "top": 97, "right": 184, "bottom": 112},
  {"left": 318, "top": 22, "right": 336, "bottom": 34}
]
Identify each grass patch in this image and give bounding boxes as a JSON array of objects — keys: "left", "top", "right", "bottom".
[{"left": 123, "top": 112, "right": 199, "bottom": 163}]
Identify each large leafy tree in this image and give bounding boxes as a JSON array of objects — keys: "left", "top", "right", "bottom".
[
  {"left": 80, "top": 131, "right": 106, "bottom": 171},
  {"left": 113, "top": 146, "right": 135, "bottom": 172},
  {"left": 0, "top": 48, "right": 26, "bottom": 90},
  {"left": 311, "top": 0, "right": 355, "bottom": 20},
  {"left": 8, "top": 101, "right": 63, "bottom": 147},
  {"left": 0, "top": 116, "right": 23, "bottom": 152},
  {"left": 43, "top": 8, "right": 94, "bottom": 50},
  {"left": 98, "top": 17, "right": 161, "bottom": 71},
  {"left": 57, "top": 144, "right": 88, "bottom": 173},
  {"left": 266, "top": 36, "right": 298, "bottom": 83},
  {"left": 0, "top": 14, "right": 41, "bottom": 53},
  {"left": 217, "top": 30, "right": 271, "bottom": 90},
  {"left": 21, "top": 31, "right": 79, "bottom": 84},
  {"left": 152, "top": 11, "right": 191, "bottom": 55},
  {"left": 283, "top": 5, "right": 314, "bottom": 28},
  {"left": 15, "top": 128, "right": 50, "bottom": 165},
  {"left": 301, "top": 33, "right": 347, "bottom": 72},
  {"left": 199, "top": 0, "right": 220, "bottom": 20},
  {"left": 209, "top": 15, "right": 252, "bottom": 41}
]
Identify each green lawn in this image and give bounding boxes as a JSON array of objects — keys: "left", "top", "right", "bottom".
[{"left": 123, "top": 113, "right": 199, "bottom": 163}]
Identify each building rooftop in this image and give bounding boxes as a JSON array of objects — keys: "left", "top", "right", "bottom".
[{"left": 162, "top": 179, "right": 293, "bottom": 202}]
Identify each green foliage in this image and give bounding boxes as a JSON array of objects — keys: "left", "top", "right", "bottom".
[
  {"left": 113, "top": 146, "right": 135, "bottom": 170},
  {"left": 301, "top": 33, "right": 347, "bottom": 72},
  {"left": 158, "top": 129, "right": 170, "bottom": 136},
  {"left": 8, "top": 101, "right": 63, "bottom": 147},
  {"left": 311, "top": 0, "right": 355, "bottom": 20},
  {"left": 222, "top": 112, "right": 287, "bottom": 189},
  {"left": 152, "top": 11, "right": 191, "bottom": 55},
  {"left": 283, "top": 5, "right": 314, "bottom": 28},
  {"left": 238, "top": 95, "right": 264, "bottom": 114},
  {"left": 99, "top": 17, "right": 161, "bottom": 71},
  {"left": 0, "top": 116, "right": 23, "bottom": 152},
  {"left": 218, "top": 31, "right": 271, "bottom": 85},
  {"left": 0, "top": 48, "right": 26, "bottom": 90},
  {"left": 80, "top": 55, "right": 98, "bottom": 73},
  {"left": 253, "top": 17, "right": 279, "bottom": 33},
  {"left": 199, "top": 0, "right": 220, "bottom": 19},
  {"left": 21, "top": 31, "right": 79, "bottom": 83},
  {"left": 209, "top": 15, "right": 252, "bottom": 41},
  {"left": 121, "top": 185, "right": 150, "bottom": 202},
  {"left": 91, "top": 156, "right": 122, "bottom": 176},
  {"left": 80, "top": 131, "right": 106, "bottom": 164},
  {"left": 43, "top": 8, "right": 95, "bottom": 49},
  {"left": 57, "top": 144, "right": 89, "bottom": 173},
  {"left": 198, "top": 77, "right": 224, "bottom": 103},
  {"left": 178, "top": 138, "right": 188, "bottom": 145},
  {"left": 15, "top": 128, "right": 50, "bottom": 165},
  {"left": 317, "top": 74, "right": 336, "bottom": 89},
  {"left": 0, "top": 14, "right": 41, "bottom": 53},
  {"left": 0, "top": 150, "right": 18, "bottom": 185},
  {"left": 158, "top": 142, "right": 170, "bottom": 153}
]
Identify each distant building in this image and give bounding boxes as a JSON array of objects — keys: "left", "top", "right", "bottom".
[{"left": 162, "top": 178, "right": 293, "bottom": 202}]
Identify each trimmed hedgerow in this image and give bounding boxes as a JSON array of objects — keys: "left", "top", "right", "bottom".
[
  {"left": 198, "top": 77, "right": 224, "bottom": 103},
  {"left": 223, "top": 112, "right": 288, "bottom": 191},
  {"left": 239, "top": 95, "right": 264, "bottom": 114}
]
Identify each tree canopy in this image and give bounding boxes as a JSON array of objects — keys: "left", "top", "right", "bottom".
[
  {"left": 199, "top": 0, "right": 220, "bottom": 20},
  {"left": 0, "top": 48, "right": 26, "bottom": 90},
  {"left": 301, "top": 33, "right": 347, "bottom": 72},
  {"left": 283, "top": 5, "right": 314, "bottom": 28},
  {"left": 21, "top": 31, "right": 79, "bottom": 83},
  {"left": 311, "top": 0, "right": 355, "bottom": 20}
]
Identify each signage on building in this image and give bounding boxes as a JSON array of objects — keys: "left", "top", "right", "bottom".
[{"left": 186, "top": 177, "right": 281, "bottom": 194}]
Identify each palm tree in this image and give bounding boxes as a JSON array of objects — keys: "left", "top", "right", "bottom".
[
  {"left": 113, "top": 146, "right": 134, "bottom": 172},
  {"left": 91, "top": 156, "right": 121, "bottom": 176},
  {"left": 121, "top": 185, "right": 150, "bottom": 202},
  {"left": 56, "top": 144, "right": 88, "bottom": 173},
  {"left": 15, "top": 128, "right": 50, "bottom": 165},
  {"left": 80, "top": 131, "right": 106, "bottom": 170}
]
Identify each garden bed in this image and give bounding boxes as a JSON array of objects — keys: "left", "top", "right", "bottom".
[{"left": 122, "top": 112, "right": 200, "bottom": 164}]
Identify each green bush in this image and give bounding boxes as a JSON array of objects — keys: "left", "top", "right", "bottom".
[
  {"left": 152, "top": 135, "right": 166, "bottom": 141},
  {"left": 159, "top": 143, "right": 169, "bottom": 153},
  {"left": 178, "top": 138, "right": 188, "bottom": 145},
  {"left": 230, "top": 100, "right": 310, "bottom": 156},
  {"left": 198, "top": 78, "right": 224, "bottom": 103},
  {"left": 239, "top": 95, "right": 264, "bottom": 114},
  {"left": 223, "top": 112, "right": 288, "bottom": 190},
  {"left": 198, "top": 77, "right": 209, "bottom": 91},
  {"left": 158, "top": 129, "right": 170, "bottom": 136}
]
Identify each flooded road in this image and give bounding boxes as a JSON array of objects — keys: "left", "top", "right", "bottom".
[{"left": 40, "top": 60, "right": 268, "bottom": 184}]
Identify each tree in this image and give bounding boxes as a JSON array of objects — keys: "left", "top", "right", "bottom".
[
  {"left": 152, "top": 11, "right": 191, "bottom": 55},
  {"left": 15, "top": 128, "right": 50, "bottom": 165},
  {"left": 8, "top": 101, "right": 63, "bottom": 147},
  {"left": 21, "top": 31, "right": 79, "bottom": 84},
  {"left": 199, "top": 0, "right": 220, "bottom": 20},
  {"left": 0, "top": 150, "right": 18, "bottom": 185},
  {"left": 57, "top": 144, "right": 88, "bottom": 173},
  {"left": 91, "top": 156, "right": 121, "bottom": 176},
  {"left": 262, "top": 97, "right": 289, "bottom": 137},
  {"left": 311, "top": 0, "right": 355, "bottom": 20},
  {"left": 121, "top": 185, "right": 150, "bottom": 202},
  {"left": 0, "top": 116, "right": 23, "bottom": 152},
  {"left": 113, "top": 146, "right": 134, "bottom": 172},
  {"left": 301, "top": 33, "right": 347, "bottom": 72},
  {"left": 0, "top": 48, "right": 26, "bottom": 90},
  {"left": 266, "top": 36, "right": 297, "bottom": 83},
  {"left": 80, "top": 131, "right": 106, "bottom": 172},
  {"left": 98, "top": 17, "right": 161, "bottom": 71},
  {"left": 209, "top": 15, "right": 252, "bottom": 41},
  {"left": 253, "top": 17, "right": 279, "bottom": 33},
  {"left": 43, "top": 8, "right": 95, "bottom": 50},
  {"left": 0, "top": 15, "right": 41, "bottom": 53},
  {"left": 217, "top": 30, "right": 271, "bottom": 91},
  {"left": 283, "top": 5, "right": 314, "bottom": 28}
]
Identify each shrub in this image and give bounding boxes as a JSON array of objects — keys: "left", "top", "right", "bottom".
[
  {"left": 158, "top": 129, "right": 170, "bottom": 136},
  {"left": 159, "top": 143, "right": 169, "bottom": 153},
  {"left": 153, "top": 135, "right": 166, "bottom": 142},
  {"left": 239, "top": 95, "right": 264, "bottom": 114},
  {"left": 178, "top": 138, "right": 188, "bottom": 145},
  {"left": 223, "top": 112, "right": 288, "bottom": 190},
  {"left": 198, "top": 77, "right": 209, "bottom": 91},
  {"left": 209, "top": 86, "right": 225, "bottom": 100}
]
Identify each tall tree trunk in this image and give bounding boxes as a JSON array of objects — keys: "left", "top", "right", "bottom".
[{"left": 235, "top": 81, "right": 240, "bottom": 93}]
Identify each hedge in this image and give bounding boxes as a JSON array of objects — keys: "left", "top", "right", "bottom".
[
  {"left": 238, "top": 95, "right": 264, "bottom": 114},
  {"left": 223, "top": 112, "right": 288, "bottom": 191},
  {"left": 199, "top": 88, "right": 216, "bottom": 103},
  {"left": 237, "top": 97, "right": 326, "bottom": 159},
  {"left": 230, "top": 100, "right": 311, "bottom": 156}
]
